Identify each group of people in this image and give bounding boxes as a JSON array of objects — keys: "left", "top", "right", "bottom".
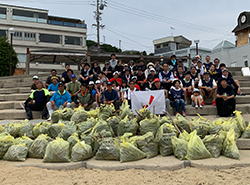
[{"left": 23, "top": 53, "right": 244, "bottom": 120}]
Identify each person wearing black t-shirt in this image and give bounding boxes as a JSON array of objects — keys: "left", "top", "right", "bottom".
[{"left": 216, "top": 78, "right": 236, "bottom": 117}]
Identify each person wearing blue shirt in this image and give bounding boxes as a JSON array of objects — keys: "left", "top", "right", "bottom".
[
  {"left": 101, "top": 81, "right": 120, "bottom": 110},
  {"left": 46, "top": 82, "right": 71, "bottom": 121},
  {"left": 48, "top": 76, "right": 59, "bottom": 91}
]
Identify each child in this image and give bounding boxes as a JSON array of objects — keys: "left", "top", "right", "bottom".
[
  {"left": 120, "top": 80, "right": 129, "bottom": 101},
  {"left": 191, "top": 88, "right": 203, "bottom": 109},
  {"left": 169, "top": 80, "right": 186, "bottom": 116}
]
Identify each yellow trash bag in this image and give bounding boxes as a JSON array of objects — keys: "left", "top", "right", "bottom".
[
  {"left": 179, "top": 130, "right": 190, "bottom": 142},
  {"left": 222, "top": 118, "right": 241, "bottom": 139},
  {"left": 171, "top": 136, "right": 188, "bottom": 160},
  {"left": 71, "top": 140, "right": 92, "bottom": 162},
  {"left": 241, "top": 124, "right": 250, "bottom": 138},
  {"left": 0, "top": 125, "right": 4, "bottom": 133},
  {"left": 14, "top": 135, "right": 33, "bottom": 149},
  {"left": 222, "top": 127, "right": 240, "bottom": 160},
  {"left": 233, "top": 111, "right": 246, "bottom": 133},
  {"left": 185, "top": 130, "right": 212, "bottom": 160},
  {"left": 0, "top": 132, "right": 15, "bottom": 159},
  {"left": 3, "top": 144, "right": 28, "bottom": 161},
  {"left": 174, "top": 113, "right": 191, "bottom": 133}
]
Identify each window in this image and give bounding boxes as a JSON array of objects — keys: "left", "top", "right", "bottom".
[
  {"left": 0, "top": 29, "right": 7, "bottom": 38},
  {"left": 163, "top": 43, "right": 169, "bottom": 47},
  {"left": 156, "top": 45, "right": 161, "bottom": 49},
  {"left": 12, "top": 9, "right": 47, "bottom": 23},
  {"left": 24, "top": 32, "right": 36, "bottom": 41},
  {"left": 39, "top": 33, "right": 62, "bottom": 44},
  {"left": 13, "top": 32, "right": 22, "bottom": 40},
  {"left": 65, "top": 36, "right": 82, "bottom": 45},
  {"left": 0, "top": 7, "right": 6, "bottom": 19}
]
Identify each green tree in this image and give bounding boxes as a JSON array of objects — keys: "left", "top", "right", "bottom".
[
  {"left": 86, "top": 40, "right": 97, "bottom": 48},
  {"left": 142, "top": 51, "right": 147, "bottom": 56},
  {"left": 0, "top": 37, "right": 18, "bottom": 76},
  {"left": 100, "top": 44, "right": 122, "bottom": 53}
]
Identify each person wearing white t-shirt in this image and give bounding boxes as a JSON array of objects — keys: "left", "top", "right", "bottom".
[{"left": 123, "top": 81, "right": 139, "bottom": 106}]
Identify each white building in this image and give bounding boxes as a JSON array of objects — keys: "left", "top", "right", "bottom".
[{"left": 0, "top": 4, "right": 87, "bottom": 74}]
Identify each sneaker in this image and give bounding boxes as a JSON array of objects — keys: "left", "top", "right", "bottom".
[
  {"left": 20, "top": 103, "right": 25, "bottom": 109},
  {"left": 212, "top": 100, "right": 216, "bottom": 106},
  {"left": 182, "top": 111, "right": 186, "bottom": 117},
  {"left": 237, "top": 92, "right": 245, "bottom": 96},
  {"left": 199, "top": 105, "right": 203, "bottom": 109},
  {"left": 47, "top": 117, "right": 51, "bottom": 121},
  {"left": 175, "top": 112, "right": 179, "bottom": 116},
  {"left": 195, "top": 105, "right": 198, "bottom": 109},
  {"left": 202, "top": 101, "right": 205, "bottom": 106}
]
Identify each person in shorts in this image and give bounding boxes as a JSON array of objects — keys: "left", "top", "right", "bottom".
[{"left": 191, "top": 88, "right": 203, "bottom": 109}]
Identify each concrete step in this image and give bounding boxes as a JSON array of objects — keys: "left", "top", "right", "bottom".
[
  {"left": 0, "top": 101, "right": 24, "bottom": 110},
  {"left": 0, "top": 93, "right": 30, "bottom": 101},
  {"left": 237, "top": 82, "right": 250, "bottom": 87},
  {"left": 233, "top": 76, "right": 250, "bottom": 81},
  {"left": 0, "top": 109, "right": 43, "bottom": 120},
  {"left": 227, "top": 67, "right": 242, "bottom": 72},
  {"left": 232, "top": 71, "right": 242, "bottom": 76},
  {"left": 0, "top": 87, "right": 32, "bottom": 94}
]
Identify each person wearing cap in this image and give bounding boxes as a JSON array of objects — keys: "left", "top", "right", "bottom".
[
  {"left": 31, "top": 76, "right": 39, "bottom": 91},
  {"left": 198, "top": 72, "right": 217, "bottom": 106},
  {"left": 203, "top": 55, "right": 213, "bottom": 72},
  {"left": 88, "top": 81, "right": 96, "bottom": 98},
  {"left": 159, "top": 56, "right": 166, "bottom": 66},
  {"left": 144, "top": 62, "right": 155, "bottom": 79},
  {"left": 109, "top": 71, "right": 122, "bottom": 87},
  {"left": 109, "top": 53, "right": 118, "bottom": 71},
  {"left": 95, "top": 80, "right": 102, "bottom": 105},
  {"left": 47, "top": 82, "right": 71, "bottom": 121},
  {"left": 152, "top": 78, "right": 170, "bottom": 112},
  {"left": 145, "top": 74, "right": 155, "bottom": 91},
  {"left": 181, "top": 71, "right": 195, "bottom": 104},
  {"left": 48, "top": 76, "right": 59, "bottom": 94},
  {"left": 23, "top": 80, "right": 50, "bottom": 120},
  {"left": 169, "top": 79, "right": 186, "bottom": 116},
  {"left": 136, "top": 67, "right": 146, "bottom": 91},
  {"left": 131, "top": 76, "right": 140, "bottom": 90},
  {"left": 149, "top": 68, "right": 158, "bottom": 79},
  {"left": 79, "top": 63, "right": 94, "bottom": 85},
  {"left": 61, "top": 64, "right": 70, "bottom": 84},
  {"left": 196, "top": 60, "right": 206, "bottom": 76},
  {"left": 159, "top": 63, "right": 174, "bottom": 91},
  {"left": 216, "top": 78, "right": 236, "bottom": 117},
  {"left": 66, "top": 74, "right": 81, "bottom": 101},
  {"left": 121, "top": 68, "right": 131, "bottom": 84},
  {"left": 103, "top": 60, "right": 113, "bottom": 79},
  {"left": 101, "top": 81, "right": 120, "bottom": 110},
  {"left": 71, "top": 83, "right": 97, "bottom": 110},
  {"left": 45, "top": 69, "right": 61, "bottom": 88},
  {"left": 191, "top": 88, "right": 203, "bottom": 109},
  {"left": 123, "top": 80, "right": 139, "bottom": 106}
]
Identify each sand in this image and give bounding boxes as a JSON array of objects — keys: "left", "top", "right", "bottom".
[{"left": 0, "top": 160, "right": 249, "bottom": 185}]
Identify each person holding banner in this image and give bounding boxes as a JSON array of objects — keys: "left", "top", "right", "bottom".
[{"left": 123, "top": 81, "right": 139, "bottom": 106}]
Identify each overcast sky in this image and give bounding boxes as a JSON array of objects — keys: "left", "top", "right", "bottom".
[{"left": 2, "top": 0, "right": 249, "bottom": 53}]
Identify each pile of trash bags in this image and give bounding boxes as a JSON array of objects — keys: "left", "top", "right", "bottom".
[{"left": 0, "top": 101, "right": 247, "bottom": 163}]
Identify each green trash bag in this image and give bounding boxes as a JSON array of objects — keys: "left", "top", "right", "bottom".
[
  {"left": 87, "top": 107, "right": 100, "bottom": 118},
  {"left": 28, "top": 134, "right": 52, "bottom": 158},
  {"left": 90, "top": 119, "right": 114, "bottom": 137},
  {"left": 222, "top": 127, "right": 240, "bottom": 160},
  {"left": 107, "top": 116, "right": 121, "bottom": 136},
  {"left": 43, "top": 138, "right": 70, "bottom": 162},
  {"left": 67, "top": 133, "right": 80, "bottom": 152},
  {"left": 51, "top": 109, "right": 63, "bottom": 123},
  {"left": 119, "top": 100, "right": 134, "bottom": 119},
  {"left": 185, "top": 130, "right": 212, "bottom": 160},
  {"left": 14, "top": 135, "right": 33, "bottom": 149},
  {"left": 18, "top": 120, "right": 34, "bottom": 138},
  {"left": 33, "top": 122, "right": 51, "bottom": 138},
  {"left": 59, "top": 108, "right": 75, "bottom": 121},
  {"left": 190, "top": 117, "right": 210, "bottom": 139},
  {"left": 77, "top": 117, "right": 97, "bottom": 135},
  {"left": 0, "top": 132, "right": 15, "bottom": 159},
  {"left": 234, "top": 110, "right": 246, "bottom": 133},
  {"left": 135, "top": 132, "right": 158, "bottom": 159},
  {"left": 58, "top": 121, "right": 77, "bottom": 140},
  {"left": 171, "top": 136, "right": 188, "bottom": 160},
  {"left": 159, "top": 116, "right": 173, "bottom": 126},
  {"left": 203, "top": 132, "right": 225, "bottom": 158},
  {"left": 135, "top": 108, "right": 151, "bottom": 123},
  {"left": 222, "top": 118, "right": 241, "bottom": 139},
  {"left": 81, "top": 134, "right": 99, "bottom": 155},
  {"left": 174, "top": 113, "right": 191, "bottom": 133},
  {"left": 95, "top": 137, "right": 120, "bottom": 160},
  {"left": 209, "top": 118, "right": 227, "bottom": 134},
  {"left": 0, "top": 125, "right": 4, "bottom": 133},
  {"left": 3, "top": 144, "right": 28, "bottom": 161},
  {"left": 48, "top": 122, "right": 65, "bottom": 138},
  {"left": 71, "top": 107, "right": 88, "bottom": 123},
  {"left": 71, "top": 140, "right": 92, "bottom": 162},
  {"left": 179, "top": 130, "right": 190, "bottom": 142},
  {"left": 120, "top": 138, "right": 146, "bottom": 163},
  {"left": 241, "top": 124, "right": 250, "bottom": 138},
  {"left": 118, "top": 116, "right": 138, "bottom": 137},
  {"left": 99, "top": 104, "right": 115, "bottom": 120},
  {"left": 4, "top": 122, "right": 21, "bottom": 137},
  {"left": 161, "top": 123, "right": 178, "bottom": 135},
  {"left": 139, "top": 118, "right": 160, "bottom": 136}
]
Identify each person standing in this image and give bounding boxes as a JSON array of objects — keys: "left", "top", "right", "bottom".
[{"left": 109, "top": 53, "right": 118, "bottom": 71}]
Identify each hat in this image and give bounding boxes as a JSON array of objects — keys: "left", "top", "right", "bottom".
[
  {"left": 204, "top": 72, "right": 210, "bottom": 75},
  {"left": 107, "top": 82, "right": 112, "bottom": 86},
  {"left": 192, "top": 57, "right": 198, "bottom": 61},
  {"left": 33, "top": 75, "right": 39, "bottom": 80},
  {"left": 137, "top": 67, "right": 143, "bottom": 71},
  {"left": 105, "top": 61, "right": 109, "bottom": 64},
  {"left": 197, "top": 60, "right": 202, "bottom": 63},
  {"left": 178, "top": 59, "right": 183, "bottom": 63},
  {"left": 51, "top": 76, "right": 58, "bottom": 80},
  {"left": 58, "top": 82, "right": 64, "bottom": 86},
  {"left": 149, "top": 68, "right": 156, "bottom": 72},
  {"left": 147, "top": 62, "right": 155, "bottom": 68},
  {"left": 170, "top": 55, "right": 176, "bottom": 59},
  {"left": 70, "top": 74, "right": 76, "bottom": 78},
  {"left": 36, "top": 80, "right": 43, "bottom": 85},
  {"left": 89, "top": 81, "right": 94, "bottom": 85},
  {"left": 222, "top": 68, "right": 229, "bottom": 72},
  {"left": 125, "top": 68, "right": 130, "bottom": 72},
  {"left": 129, "top": 60, "right": 134, "bottom": 63},
  {"left": 132, "top": 76, "right": 137, "bottom": 80},
  {"left": 95, "top": 80, "right": 101, "bottom": 84},
  {"left": 148, "top": 74, "right": 154, "bottom": 79},
  {"left": 153, "top": 78, "right": 160, "bottom": 83},
  {"left": 123, "top": 64, "right": 128, "bottom": 67},
  {"left": 193, "top": 88, "right": 200, "bottom": 93},
  {"left": 113, "top": 71, "right": 119, "bottom": 76},
  {"left": 160, "top": 56, "right": 164, "bottom": 59}
]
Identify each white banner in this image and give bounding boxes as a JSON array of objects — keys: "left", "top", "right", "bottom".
[{"left": 131, "top": 90, "right": 166, "bottom": 115}]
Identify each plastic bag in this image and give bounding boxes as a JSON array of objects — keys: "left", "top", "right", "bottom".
[
  {"left": 0, "top": 132, "right": 15, "bottom": 159},
  {"left": 171, "top": 136, "right": 188, "bottom": 160},
  {"left": 33, "top": 122, "right": 51, "bottom": 138},
  {"left": 95, "top": 137, "right": 120, "bottom": 160},
  {"left": 118, "top": 116, "right": 138, "bottom": 136},
  {"left": 0, "top": 125, "right": 4, "bottom": 133},
  {"left": 51, "top": 109, "right": 62, "bottom": 123},
  {"left": 139, "top": 118, "right": 160, "bottom": 136},
  {"left": 71, "top": 107, "right": 88, "bottom": 123},
  {"left": 77, "top": 118, "right": 97, "bottom": 135},
  {"left": 58, "top": 121, "right": 77, "bottom": 140},
  {"left": 203, "top": 132, "right": 225, "bottom": 158},
  {"left": 59, "top": 108, "right": 75, "bottom": 121},
  {"left": 161, "top": 123, "right": 178, "bottom": 135},
  {"left": 190, "top": 116, "right": 210, "bottom": 139},
  {"left": 48, "top": 122, "right": 65, "bottom": 138},
  {"left": 67, "top": 133, "right": 80, "bottom": 152},
  {"left": 159, "top": 116, "right": 173, "bottom": 126},
  {"left": 28, "top": 134, "right": 52, "bottom": 158},
  {"left": 120, "top": 138, "right": 146, "bottom": 163},
  {"left": 3, "top": 144, "right": 28, "bottom": 161},
  {"left": 43, "top": 138, "right": 70, "bottom": 162},
  {"left": 71, "top": 140, "right": 92, "bottom": 162},
  {"left": 14, "top": 136, "right": 33, "bottom": 149},
  {"left": 4, "top": 122, "right": 20, "bottom": 137},
  {"left": 18, "top": 120, "right": 34, "bottom": 138},
  {"left": 241, "top": 124, "right": 250, "bottom": 138},
  {"left": 99, "top": 104, "right": 115, "bottom": 120},
  {"left": 222, "top": 118, "right": 241, "bottom": 139},
  {"left": 90, "top": 119, "right": 114, "bottom": 137},
  {"left": 81, "top": 134, "right": 99, "bottom": 155},
  {"left": 233, "top": 111, "right": 246, "bottom": 133},
  {"left": 107, "top": 116, "right": 121, "bottom": 136},
  {"left": 174, "top": 113, "right": 191, "bottom": 133},
  {"left": 119, "top": 100, "right": 134, "bottom": 119},
  {"left": 87, "top": 107, "right": 100, "bottom": 118},
  {"left": 185, "top": 130, "right": 212, "bottom": 160},
  {"left": 179, "top": 130, "right": 190, "bottom": 142},
  {"left": 222, "top": 127, "right": 240, "bottom": 160},
  {"left": 135, "top": 108, "right": 151, "bottom": 123}
]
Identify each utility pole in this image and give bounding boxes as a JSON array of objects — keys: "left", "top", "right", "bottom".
[
  {"left": 92, "top": 0, "right": 107, "bottom": 48},
  {"left": 119, "top": 40, "right": 121, "bottom": 50},
  {"left": 170, "top": 27, "right": 175, "bottom": 37},
  {"left": 103, "top": 35, "right": 105, "bottom": 43}
]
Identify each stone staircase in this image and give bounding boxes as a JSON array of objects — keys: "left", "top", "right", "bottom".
[{"left": 0, "top": 67, "right": 249, "bottom": 120}]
